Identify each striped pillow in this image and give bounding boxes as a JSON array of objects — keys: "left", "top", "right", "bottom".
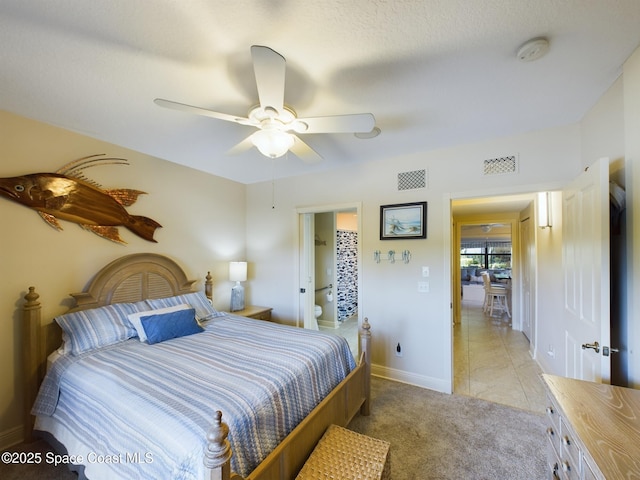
[
  {"left": 55, "top": 303, "right": 140, "bottom": 355},
  {"left": 145, "top": 292, "right": 223, "bottom": 322}
]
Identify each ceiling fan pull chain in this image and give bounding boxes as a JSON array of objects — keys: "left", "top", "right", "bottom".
[{"left": 271, "top": 157, "right": 276, "bottom": 210}]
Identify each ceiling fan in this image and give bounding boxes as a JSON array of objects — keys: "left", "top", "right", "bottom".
[
  {"left": 154, "top": 45, "right": 376, "bottom": 163},
  {"left": 480, "top": 223, "right": 509, "bottom": 233}
]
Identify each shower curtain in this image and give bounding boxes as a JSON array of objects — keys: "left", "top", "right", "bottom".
[{"left": 336, "top": 229, "right": 358, "bottom": 321}]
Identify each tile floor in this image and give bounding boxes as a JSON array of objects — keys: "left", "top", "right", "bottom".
[
  {"left": 322, "top": 301, "right": 547, "bottom": 414},
  {"left": 454, "top": 299, "right": 547, "bottom": 413},
  {"left": 319, "top": 314, "right": 359, "bottom": 359}
]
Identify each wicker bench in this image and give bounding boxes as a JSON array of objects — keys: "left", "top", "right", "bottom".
[{"left": 296, "top": 425, "right": 391, "bottom": 480}]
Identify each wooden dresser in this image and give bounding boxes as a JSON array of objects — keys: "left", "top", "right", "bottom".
[{"left": 542, "top": 374, "right": 640, "bottom": 479}]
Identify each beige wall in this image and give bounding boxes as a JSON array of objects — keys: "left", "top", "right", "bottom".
[
  {"left": 0, "top": 111, "right": 246, "bottom": 447},
  {"left": 246, "top": 124, "right": 582, "bottom": 392},
  {"left": 535, "top": 77, "right": 626, "bottom": 376},
  {"left": 4, "top": 44, "right": 640, "bottom": 448}
]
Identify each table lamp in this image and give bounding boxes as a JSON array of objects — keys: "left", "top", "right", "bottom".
[{"left": 229, "top": 261, "right": 247, "bottom": 311}]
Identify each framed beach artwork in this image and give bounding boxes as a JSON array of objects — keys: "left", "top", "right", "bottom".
[{"left": 380, "top": 201, "right": 427, "bottom": 240}]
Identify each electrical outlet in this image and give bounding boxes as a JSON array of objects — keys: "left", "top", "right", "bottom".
[
  {"left": 418, "top": 281, "right": 429, "bottom": 293},
  {"left": 395, "top": 342, "right": 403, "bottom": 357}
]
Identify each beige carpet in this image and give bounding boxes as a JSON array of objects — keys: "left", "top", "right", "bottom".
[
  {"left": 2, "top": 376, "right": 547, "bottom": 479},
  {"left": 348, "top": 377, "right": 547, "bottom": 479}
]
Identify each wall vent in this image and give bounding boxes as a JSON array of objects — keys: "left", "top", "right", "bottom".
[
  {"left": 398, "top": 169, "right": 426, "bottom": 190},
  {"left": 483, "top": 156, "right": 518, "bottom": 175}
]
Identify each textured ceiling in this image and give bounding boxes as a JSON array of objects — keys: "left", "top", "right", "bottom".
[{"left": 2, "top": 1, "right": 640, "bottom": 184}]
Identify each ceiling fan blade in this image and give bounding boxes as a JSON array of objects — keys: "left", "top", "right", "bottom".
[
  {"left": 226, "top": 134, "right": 255, "bottom": 156},
  {"left": 289, "top": 135, "right": 323, "bottom": 164},
  {"left": 154, "top": 98, "right": 252, "bottom": 126},
  {"left": 294, "top": 113, "right": 375, "bottom": 134},
  {"left": 251, "top": 45, "right": 286, "bottom": 114}
]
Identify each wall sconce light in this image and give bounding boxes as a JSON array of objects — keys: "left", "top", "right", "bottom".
[
  {"left": 537, "top": 192, "right": 552, "bottom": 229},
  {"left": 229, "top": 261, "right": 247, "bottom": 311}
]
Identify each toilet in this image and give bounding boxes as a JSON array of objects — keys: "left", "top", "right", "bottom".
[{"left": 314, "top": 305, "right": 322, "bottom": 319}]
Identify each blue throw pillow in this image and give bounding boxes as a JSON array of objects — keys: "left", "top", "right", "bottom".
[{"left": 140, "top": 307, "right": 203, "bottom": 345}]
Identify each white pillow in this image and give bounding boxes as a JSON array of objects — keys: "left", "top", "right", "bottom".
[{"left": 128, "top": 304, "right": 191, "bottom": 342}]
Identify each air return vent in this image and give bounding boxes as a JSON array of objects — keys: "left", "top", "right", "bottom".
[
  {"left": 398, "top": 169, "right": 426, "bottom": 190},
  {"left": 483, "top": 156, "right": 517, "bottom": 175}
]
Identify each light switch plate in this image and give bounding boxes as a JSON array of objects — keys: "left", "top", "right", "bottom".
[{"left": 422, "top": 266, "right": 430, "bottom": 277}]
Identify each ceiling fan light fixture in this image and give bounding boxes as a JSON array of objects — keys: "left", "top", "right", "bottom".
[{"left": 251, "top": 128, "right": 294, "bottom": 158}]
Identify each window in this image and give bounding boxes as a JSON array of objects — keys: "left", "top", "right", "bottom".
[{"left": 461, "top": 241, "right": 511, "bottom": 269}]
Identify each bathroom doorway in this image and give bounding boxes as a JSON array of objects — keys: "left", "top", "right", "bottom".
[{"left": 297, "top": 203, "right": 361, "bottom": 357}]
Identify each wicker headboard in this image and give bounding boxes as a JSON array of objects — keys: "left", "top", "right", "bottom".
[
  {"left": 22, "top": 253, "right": 209, "bottom": 441},
  {"left": 67, "top": 253, "right": 198, "bottom": 310}
]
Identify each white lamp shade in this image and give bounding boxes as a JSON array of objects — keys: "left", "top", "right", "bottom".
[
  {"left": 229, "top": 261, "right": 247, "bottom": 282},
  {"left": 251, "top": 129, "right": 294, "bottom": 158}
]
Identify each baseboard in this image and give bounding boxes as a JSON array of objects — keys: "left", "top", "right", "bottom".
[
  {"left": 372, "top": 364, "right": 451, "bottom": 393},
  {"left": 536, "top": 351, "right": 557, "bottom": 376},
  {"left": 0, "top": 425, "right": 24, "bottom": 450}
]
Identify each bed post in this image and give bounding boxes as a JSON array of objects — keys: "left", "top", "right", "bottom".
[
  {"left": 22, "top": 286, "right": 42, "bottom": 442},
  {"left": 359, "top": 317, "right": 372, "bottom": 416},
  {"left": 204, "top": 411, "right": 242, "bottom": 480},
  {"left": 205, "top": 271, "right": 213, "bottom": 303}
]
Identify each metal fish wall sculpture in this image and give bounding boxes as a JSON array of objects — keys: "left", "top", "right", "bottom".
[{"left": 0, "top": 154, "right": 161, "bottom": 244}]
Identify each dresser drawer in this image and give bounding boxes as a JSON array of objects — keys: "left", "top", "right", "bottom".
[
  {"left": 582, "top": 458, "right": 598, "bottom": 480},
  {"left": 547, "top": 439, "right": 562, "bottom": 479},
  {"left": 559, "top": 417, "right": 580, "bottom": 476},
  {"left": 545, "top": 399, "right": 561, "bottom": 458},
  {"left": 558, "top": 457, "right": 579, "bottom": 480}
]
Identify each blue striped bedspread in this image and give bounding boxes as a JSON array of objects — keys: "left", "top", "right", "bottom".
[{"left": 33, "top": 314, "right": 356, "bottom": 479}]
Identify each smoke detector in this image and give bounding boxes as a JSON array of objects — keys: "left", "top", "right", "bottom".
[{"left": 517, "top": 37, "right": 550, "bottom": 62}]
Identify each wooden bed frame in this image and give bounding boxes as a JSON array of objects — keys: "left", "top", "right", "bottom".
[{"left": 22, "top": 253, "right": 371, "bottom": 480}]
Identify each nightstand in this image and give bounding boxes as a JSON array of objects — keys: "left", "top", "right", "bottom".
[{"left": 231, "top": 306, "right": 273, "bottom": 321}]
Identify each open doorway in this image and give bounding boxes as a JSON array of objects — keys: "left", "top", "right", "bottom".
[
  {"left": 451, "top": 194, "right": 546, "bottom": 411},
  {"left": 451, "top": 194, "right": 534, "bottom": 330},
  {"left": 459, "top": 222, "right": 513, "bottom": 324},
  {"left": 297, "top": 203, "right": 362, "bottom": 357}
]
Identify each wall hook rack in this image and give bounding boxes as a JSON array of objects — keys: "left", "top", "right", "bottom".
[{"left": 374, "top": 249, "right": 410, "bottom": 264}]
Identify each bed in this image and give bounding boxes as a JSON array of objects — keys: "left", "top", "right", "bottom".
[{"left": 22, "top": 253, "right": 371, "bottom": 480}]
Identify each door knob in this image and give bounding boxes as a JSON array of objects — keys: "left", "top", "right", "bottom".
[{"left": 581, "top": 341, "right": 600, "bottom": 353}]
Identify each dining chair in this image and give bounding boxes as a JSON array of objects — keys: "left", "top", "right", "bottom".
[{"left": 481, "top": 272, "right": 511, "bottom": 318}]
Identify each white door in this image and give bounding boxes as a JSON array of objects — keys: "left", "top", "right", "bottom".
[
  {"left": 562, "top": 158, "right": 610, "bottom": 382},
  {"left": 299, "top": 213, "right": 318, "bottom": 329}
]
